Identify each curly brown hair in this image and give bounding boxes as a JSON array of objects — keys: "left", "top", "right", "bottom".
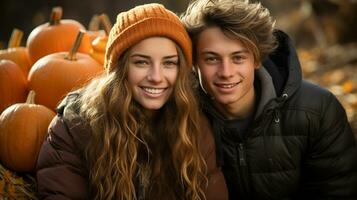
[{"left": 77, "top": 45, "right": 207, "bottom": 199}]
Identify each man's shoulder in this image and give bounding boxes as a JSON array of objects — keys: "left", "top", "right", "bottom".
[
  {"left": 285, "top": 80, "right": 337, "bottom": 115},
  {"left": 300, "top": 80, "right": 333, "bottom": 97},
  {"left": 290, "top": 81, "right": 336, "bottom": 107}
]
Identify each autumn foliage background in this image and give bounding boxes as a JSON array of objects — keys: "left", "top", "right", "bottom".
[
  {"left": 0, "top": 0, "right": 356, "bottom": 137},
  {"left": 0, "top": 0, "right": 356, "bottom": 135},
  {"left": 0, "top": 0, "right": 356, "bottom": 198}
]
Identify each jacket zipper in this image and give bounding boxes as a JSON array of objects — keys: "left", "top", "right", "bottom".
[
  {"left": 236, "top": 142, "right": 252, "bottom": 198},
  {"left": 238, "top": 143, "right": 247, "bottom": 166}
]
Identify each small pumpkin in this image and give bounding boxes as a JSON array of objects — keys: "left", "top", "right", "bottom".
[
  {"left": 89, "top": 14, "right": 112, "bottom": 65},
  {"left": 26, "top": 6, "right": 91, "bottom": 64},
  {"left": 0, "top": 90, "right": 55, "bottom": 172},
  {"left": 87, "top": 14, "right": 106, "bottom": 42},
  {"left": 28, "top": 30, "right": 103, "bottom": 110},
  {"left": 90, "top": 36, "right": 107, "bottom": 65},
  {"left": 0, "top": 29, "right": 31, "bottom": 76},
  {"left": 0, "top": 60, "right": 28, "bottom": 114}
]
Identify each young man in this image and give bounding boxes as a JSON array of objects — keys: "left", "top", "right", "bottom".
[{"left": 181, "top": 0, "right": 357, "bottom": 199}]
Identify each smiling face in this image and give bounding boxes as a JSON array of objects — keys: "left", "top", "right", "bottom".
[
  {"left": 196, "top": 27, "right": 257, "bottom": 118},
  {"left": 127, "top": 37, "right": 179, "bottom": 112}
]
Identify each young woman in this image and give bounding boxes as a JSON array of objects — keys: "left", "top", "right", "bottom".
[{"left": 36, "top": 3, "right": 228, "bottom": 200}]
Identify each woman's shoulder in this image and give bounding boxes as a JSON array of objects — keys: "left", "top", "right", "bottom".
[
  {"left": 198, "top": 115, "right": 229, "bottom": 200},
  {"left": 198, "top": 114, "right": 215, "bottom": 160},
  {"left": 199, "top": 114, "right": 214, "bottom": 141},
  {"left": 57, "top": 91, "right": 81, "bottom": 119},
  {"left": 37, "top": 92, "right": 90, "bottom": 199},
  {"left": 50, "top": 91, "right": 90, "bottom": 153}
]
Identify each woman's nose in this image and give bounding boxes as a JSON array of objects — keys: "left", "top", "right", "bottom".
[{"left": 147, "top": 64, "right": 163, "bottom": 83}]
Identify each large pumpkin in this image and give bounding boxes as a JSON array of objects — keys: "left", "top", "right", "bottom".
[
  {"left": 28, "top": 31, "right": 103, "bottom": 110},
  {"left": 0, "top": 60, "right": 28, "bottom": 114},
  {"left": 0, "top": 90, "right": 55, "bottom": 172},
  {"left": 0, "top": 29, "right": 31, "bottom": 76},
  {"left": 26, "top": 6, "right": 91, "bottom": 64}
]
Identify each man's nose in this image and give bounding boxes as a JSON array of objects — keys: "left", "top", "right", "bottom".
[{"left": 218, "top": 59, "right": 234, "bottom": 78}]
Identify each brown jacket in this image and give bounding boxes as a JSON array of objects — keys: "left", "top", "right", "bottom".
[{"left": 36, "top": 95, "right": 228, "bottom": 200}]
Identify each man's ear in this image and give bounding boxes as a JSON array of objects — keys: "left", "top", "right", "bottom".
[{"left": 254, "top": 62, "right": 261, "bottom": 69}]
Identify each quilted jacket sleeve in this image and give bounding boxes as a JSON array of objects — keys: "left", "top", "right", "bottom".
[
  {"left": 36, "top": 115, "right": 89, "bottom": 200},
  {"left": 200, "top": 116, "right": 229, "bottom": 200},
  {"left": 304, "top": 93, "right": 357, "bottom": 199}
]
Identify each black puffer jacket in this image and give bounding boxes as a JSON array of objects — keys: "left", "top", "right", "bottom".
[{"left": 200, "top": 30, "right": 357, "bottom": 199}]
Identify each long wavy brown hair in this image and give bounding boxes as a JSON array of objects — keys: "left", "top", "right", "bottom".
[{"left": 77, "top": 44, "right": 207, "bottom": 199}]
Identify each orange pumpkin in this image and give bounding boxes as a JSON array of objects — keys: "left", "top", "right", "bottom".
[
  {"left": 90, "top": 36, "right": 107, "bottom": 65},
  {"left": 0, "top": 90, "right": 55, "bottom": 172},
  {"left": 26, "top": 7, "right": 91, "bottom": 64},
  {"left": 28, "top": 30, "right": 103, "bottom": 110},
  {"left": 0, "top": 29, "right": 31, "bottom": 76},
  {"left": 89, "top": 14, "right": 111, "bottom": 65},
  {"left": 0, "top": 60, "right": 28, "bottom": 114},
  {"left": 87, "top": 14, "right": 106, "bottom": 42}
]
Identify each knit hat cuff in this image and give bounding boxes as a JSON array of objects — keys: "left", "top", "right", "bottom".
[{"left": 105, "top": 17, "right": 192, "bottom": 72}]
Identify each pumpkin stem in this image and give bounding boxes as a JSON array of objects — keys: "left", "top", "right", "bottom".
[
  {"left": 66, "top": 30, "right": 84, "bottom": 61},
  {"left": 50, "top": 7, "right": 63, "bottom": 25},
  {"left": 88, "top": 14, "right": 100, "bottom": 31},
  {"left": 8, "top": 29, "right": 23, "bottom": 48},
  {"left": 99, "top": 14, "right": 112, "bottom": 35},
  {"left": 26, "top": 90, "right": 36, "bottom": 104}
]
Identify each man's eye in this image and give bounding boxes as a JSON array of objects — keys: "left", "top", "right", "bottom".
[
  {"left": 205, "top": 57, "right": 219, "bottom": 64},
  {"left": 206, "top": 57, "right": 217, "bottom": 61},
  {"left": 232, "top": 56, "right": 245, "bottom": 63}
]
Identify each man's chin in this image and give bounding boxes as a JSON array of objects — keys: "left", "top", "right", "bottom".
[{"left": 213, "top": 96, "right": 237, "bottom": 105}]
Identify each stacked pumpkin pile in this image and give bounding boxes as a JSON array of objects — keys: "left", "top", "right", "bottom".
[{"left": 0, "top": 7, "right": 111, "bottom": 199}]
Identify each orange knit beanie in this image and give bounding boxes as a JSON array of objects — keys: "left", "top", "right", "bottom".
[{"left": 105, "top": 3, "right": 192, "bottom": 72}]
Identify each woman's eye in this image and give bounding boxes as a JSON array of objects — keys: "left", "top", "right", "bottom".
[
  {"left": 163, "top": 60, "right": 178, "bottom": 68},
  {"left": 133, "top": 60, "right": 149, "bottom": 66}
]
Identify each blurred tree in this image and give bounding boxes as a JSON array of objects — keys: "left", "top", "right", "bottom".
[
  {"left": 259, "top": 0, "right": 357, "bottom": 48},
  {"left": 311, "top": 0, "right": 357, "bottom": 44}
]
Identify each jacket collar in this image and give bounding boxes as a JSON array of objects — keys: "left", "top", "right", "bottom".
[
  {"left": 263, "top": 30, "right": 302, "bottom": 101},
  {"left": 255, "top": 67, "right": 277, "bottom": 119}
]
